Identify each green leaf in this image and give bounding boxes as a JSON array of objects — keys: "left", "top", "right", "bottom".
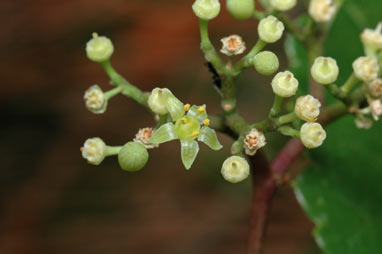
[
  {"left": 197, "top": 127, "right": 223, "bottom": 150},
  {"left": 165, "top": 92, "right": 185, "bottom": 121},
  {"left": 187, "top": 104, "right": 208, "bottom": 124},
  {"left": 294, "top": 1, "right": 382, "bottom": 253},
  {"left": 180, "top": 140, "right": 199, "bottom": 170},
  {"left": 149, "top": 123, "right": 178, "bottom": 144}
]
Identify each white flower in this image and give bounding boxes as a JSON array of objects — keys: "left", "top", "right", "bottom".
[
  {"left": 84, "top": 85, "right": 107, "bottom": 114},
  {"left": 192, "top": 0, "right": 221, "bottom": 20},
  {"left": 243, "top": 129, "right": 266, "bottom": 156},
  {"left": 220, "top": 35, "right": 246, "bottom": 56},
  {"left": 221, "top": 156, "right": 250, "bottom": 183},
  {"left": 81, "top": 138, "right": 107, "bottom": 165},
  {"left": 310, "top": 56, "right": 339, "bottom": 85},
  {"left": 258, "top": 15, "right": 285, "bottom": 43},
  {"left": 295, "top": 95, "right": 321, "bottom": 122},
  {"left": 352, "top": 56, "right": 379, "bottom": 82},
  {"left": 361, "top": 22, "right": 382, "bottom": 54},
  {"left": 271, "top": 71, "right": 299, "bottom": 97},
  {"left": 133, "top": 127, "right": 158, "bottom": 149},
  {"left": 370, "top": 99, "right": 382, "bottom": 121},
  {"left": 270, "top": 0, "right": 297, "bottom": 11},
  {"left": 309, "top": 0, "right": 336, "bottom": 22},
  {"left": 368, "top": 79, "right": 382, "bottom": 98},
  {"left": 354, "top": 115, "right": 373, "bottom": 129},
  {"left": 300, "top": 122, "right": 326, "bottom": 149},
  {"left": 86, "top": 33, "right": 114, "bottom": 63}
]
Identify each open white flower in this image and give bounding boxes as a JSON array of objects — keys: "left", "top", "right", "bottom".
[
  {"left": 352, "top": 56, "right": 379, "bottom": 82},
  {"left": 133, "top": 127, "right": 158, "bottom": 149},
  {"left": 300, "top": 122, "right": 326, "bottom": 149},
  {"left": 81, "top": 138, "right": 107, "bottom": 165},
  {"left": 220, "top": 35, "right": 246, "bottom": 56},
  {"left": 309, "top": 0, "right": 336, "bottom": 22},
  {"left": 295, "top": 95, "right": 321, "bottom": 122},
  {"left": 84, "top": 85, "right": 107, "bottom": 114},
  {"left": 221, "top": 156, "right": 250, "bottom": 183},
  {"left": 243, "top": 129, "right": 266, "bottom": 156}
]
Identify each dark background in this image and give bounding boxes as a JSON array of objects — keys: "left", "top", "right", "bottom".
[{"left": 0, "top": 1, "right": 319, "bottom": 253}]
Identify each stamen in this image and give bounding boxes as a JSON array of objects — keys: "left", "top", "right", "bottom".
[
  {"left": 203, "top": 119, "right": 210, "bottom": 126},
  {"left": 184, "top": 104, "right": 191, "bottom": 111},
  {"left": 198, "top": 106, "right": 206, "bottom": 113}
]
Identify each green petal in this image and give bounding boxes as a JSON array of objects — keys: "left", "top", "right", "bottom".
[
  {"left": 165, "top": 92, "right": 185, "bottom": 121},
  {"left": 180, "top": 140, "right": 199, "bottom": 170},
  {"left": 187, "top": 104, "right": 208, "bottom": 124},
  {"left": 149, "top": 123, "right": 178, "bottom": 144},
  {"left": 197, "top": 127, "right": 223, "bottom": 150}
]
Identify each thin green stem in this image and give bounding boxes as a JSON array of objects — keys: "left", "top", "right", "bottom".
[
  {"left": 105, "top": 146, "right": 122, "bottom": 156},
  {"left": 269, "top": 95, "right": 283, "bottom": 117},
  {"left": 276, "top": 112, "right": 298, "bottom": 125},
  {"left": 233, "top": 40, "right": 267, "bottom": 74},
  {"left": 101, "top": 61, "right": 149, "bottom": 108},
  {"left": 278, "top": 126, "right": 300, "bottom": 138},
  {"left": 104, "top": 86, "right": 123, "bottom": 100},
  {"left": 199, "top": 19, "right": 224, "bottom": 72},
  {"left": 340, "top": 73, "right": 360, "bottom": 94},
  {"left": 278, "top": 15, "right": 305, "bottom": 41}
]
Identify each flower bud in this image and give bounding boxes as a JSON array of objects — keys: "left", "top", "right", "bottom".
[
  {"left": 84, "top": 85, "right": 107, "bottom": 114},
  {"left": 226, "top": 0, "right": 255, "bottom": 20},
  {"left": 220, "top": 34, "right": 246, "bottom": 56},
  {"left": 352, "top": 56, "right": 379, "bottom": 82},
  {"left": 361, "top": 23, "right": 382, "bottom": 56},
  {"left": 81, "top": 137, "right": 107, "bottom": 165},
  {"left": 354, "top": 115, "right": 373, "bottom": 129},
  {"left": 311, "top": 56, "right": 339, "bottom": 85},
  {"left": 253, "top": 51, "right": 279, "bottom": 76},
  {"left": 271, "top": 71, "right": 299, "bottom": 97},
  {"left": 192, "top": 0, "right": 221, "bottom": 20},
  {"left": 148, "top": 88, "right": 171, "bottom": 114},
  {"left": 368, "top": 79, "right": 382, "bottom": 98},
  {"left": 243, "top": 129, "right": 266, "bottom": 156},
  {"left": 118, "top": 142, "right": 149, "bottom": 172},
  {"left": 294, "top": 95, "right": 321, "bottom": 122},
  {"left": 86, "top": 33, "right": 114, "bottom": 63},
  {"left": 133, "top": 127, "right": 158, "bottom": 149},
  {"left": 221, "top": 156, "right": 250, "bottom": 183},
  {"left": 300, "top": 122, "right": 326, "bottom": 149},
  {"left": 258, "top": 15, "right": 285, "bottom": 43},
  {"left": 270, "top": 0, "right": 297, "bottom": 11},
  {"left": 309, "top": 0, "right": 336, "bottom": 23}
]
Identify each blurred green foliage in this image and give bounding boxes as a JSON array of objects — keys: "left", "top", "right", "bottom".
[{"left": 293, "top": 0, "right": 382, "bottom": 253}]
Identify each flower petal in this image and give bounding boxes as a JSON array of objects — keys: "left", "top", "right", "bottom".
[
  {"left": 197, "top": 127, "right": 223, "bottom": 150},
  {"left": 165, "top": 92, "right": 185, "bottom": 121},
  {"left": 187, "top": 104, "right": 208, "bottom": 124},
  {"left": 180, "top": 140, "right": 199, "bottom": 170},
  {"left": 149, "top": 123, "right": 178, "bottom": 144}
]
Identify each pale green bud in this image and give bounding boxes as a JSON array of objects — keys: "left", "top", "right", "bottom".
[
  {"left": 361, "top": 23, "right": 382, "bottom": 57},
  {"left": 253, "top": 51, "right": 279, "bottom": 76},
  {"left": 86, "top": 33, "right": 114, "bottom": 63},
  {"left": 258, "top": 16, "right": 285, "bottom": 43},
  {"left": 271, "top": 71, "right": 299, "bottom": 97},
  {"left": 309, "top": 0, "right": 336, "bottom": 23},
  {"left": 300, "top": 122, "right": 326, "bottom": 149},
  {"left": 118, "top": 142, "right": 148, "bottom": 172},
  {"left": 84, "top": 85, "right": 108, "bottom": 114},
  {"left": 221, "top": 156, "right": 250, "bottom": 183},
  {"left": 368, "top": 79, "right": 382, "bottom": 98},
  {"left": 148, "top": 88, "right": 171, "bottom": 115},
  {"left": 311, "top": 57, "right": 339, "bottom": 85},
  {"left": 295, "top": 95, "right": 321, "bottom": 122},
  {"left": 270, "top": 0, "right": 297, "bottom": 11},
  {"left": 81, "top": 137, "right": 107, "bottom": 165},
  {"left": 226, "top": 0, "right": 255, "bottom": 20},
  {"left": 352, "top": 56, "right": 379, "bottom": 82},
  {"left": 192, "top": 0, "right": 221, "bottom": 20}
]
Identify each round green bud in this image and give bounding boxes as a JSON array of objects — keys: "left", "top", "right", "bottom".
[
  {"left": 86, "top": 33, "right": 114, "bottom": 63},
  {"left": 221, "top": 156, "right": 250, "bottom": 183},
  {"left": 258, "top": 15, "right": 285, "bottom": 43},
  {"left": 192, "top": 0, "right": 221, "bottom": 20},
  {"left": 226, "top": 0, "right": 255, "bottom": 20},
  {"left": 311, "top": 56, "right": 339, "bottom": 85},
  {"left": 271, "top": 71, "right": 299, "bottom": 97},
  {"left": 148, "top": 88, "right": 170, "bottom": 115},
  {"left": 118, "top": 142, "right": 148, "bottom": 172},
  {"left": 270, "top": 0, "right": 297, "bottom": 11},
  {"left": 253, "top": 51, "right": 279, "bottom": 76},
  {"left": 174, "top": 115, "right": 201, "bottom": 141}
]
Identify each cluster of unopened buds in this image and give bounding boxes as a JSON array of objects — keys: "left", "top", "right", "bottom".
[{"left": 80, "top": 0, "right": 382, "bottom": 184}]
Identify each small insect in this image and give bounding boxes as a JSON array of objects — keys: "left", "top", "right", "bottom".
[{"left": 205, "top": 62, "right": 222, "bottom": 90}]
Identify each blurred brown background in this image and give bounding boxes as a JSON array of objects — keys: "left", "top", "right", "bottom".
[{"left": 0, "top": 0, "right": 319, "bottom": 253}]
